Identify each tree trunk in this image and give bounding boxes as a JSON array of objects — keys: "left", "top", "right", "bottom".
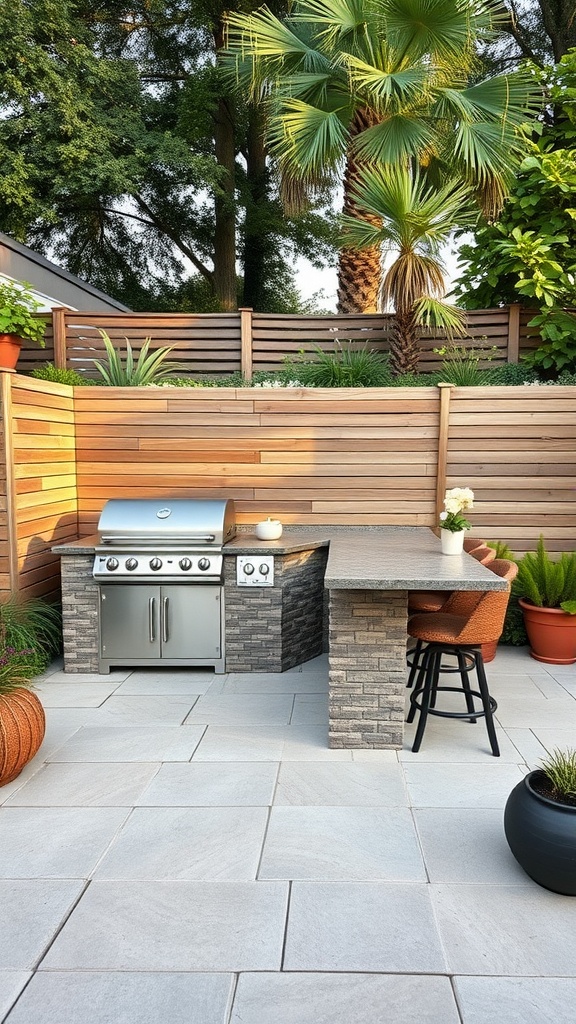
[
  {"left": 213, "top": 25, "right": 238, "bottom": 311},
  {"left": 388, "top": 309, "right": 421, "bottom": 376},
  {"left": 337, "top": 108, "right": 382, "bottom": 313},
  {"left": 242, "top": 108, "right": 269, "bottom": 309}
]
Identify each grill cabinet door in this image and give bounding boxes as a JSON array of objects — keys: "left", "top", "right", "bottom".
[
  {"left": 160, "top": 585, "right": 221, "bottom": 659},
  {"left": 100, "top": 585, "right": 161, "bottom": 660}
]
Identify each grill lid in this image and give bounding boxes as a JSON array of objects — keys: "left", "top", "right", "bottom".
[{"left": 97, "top": 498, "right": 236, "bottom": 548}]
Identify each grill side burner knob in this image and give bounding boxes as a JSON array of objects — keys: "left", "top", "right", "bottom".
[
  {"left": 149, "top": 557, "right": 162, "bottom": 571},
  {"left": 259, "top": 563, "right": 270, "bottom": 575},
  {"left": 179, "top": 557, "right": 192, "bottom": 571},
  {"left": 106, "top": 557, "right": 119, "bottom": 571},
  {"left": 198, "top": 557, "right": 211, "bottom": 571},
  {"left": 243, "top": 562, "right": 254, "bottom": 575},
  {"left": 125, "top": 558, "right": 138, "bottom": 571}
]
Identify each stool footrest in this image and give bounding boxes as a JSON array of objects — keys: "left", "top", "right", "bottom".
[{"left": 409, "top": 685, "right": 497, "bottom": 721}]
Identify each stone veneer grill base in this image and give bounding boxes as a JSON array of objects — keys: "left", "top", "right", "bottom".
[
  {"left": 60, "top": 554, "right": 100, "bottom": 674},
  {"left": 224, "top": 547, "right": 327, "bottom": 673},
  {"left": 328, "top": 589, "right": 408, "bottom": 748}
]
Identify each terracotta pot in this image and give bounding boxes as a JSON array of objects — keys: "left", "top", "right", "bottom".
[
  {"left": 519, "top": 598, "right": 576, "bottom": 665},
  {"left": 0, "top": 689, "right": 45, "bottom": 786},
  {"left": 440, "top": 529, "right": 464, "bottom": 555},
  {"left": 504, "top": 770, "right": 576, "bottom": 895},
  {"left": 0, "top": 333, "right": 22, "bottom": 371}
]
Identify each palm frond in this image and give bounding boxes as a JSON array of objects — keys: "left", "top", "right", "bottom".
[
  {"left": 412, "top": 296, "right": 467, "bottom": 336},
  {"left": 341, "top": 55, "right": 431, "bottom": 110},
  {"left": 352, "top": 115, "right": 435, "bottom": 164},
  {"left": 267, "top": 100, "right": 350, "bottom": 177}
]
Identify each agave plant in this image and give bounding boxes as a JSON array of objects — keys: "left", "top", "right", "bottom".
[
  {"left": 92, "top": 331, "right": 183, "bottom": 386},
  {"left": 294, "top": 343, "right": 391, "bottom": 387}
]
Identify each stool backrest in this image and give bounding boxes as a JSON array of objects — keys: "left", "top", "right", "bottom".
[
  {"left": 469, "top": 545, "right": 496, "bottom": 566},
  {"left": 454, "top": 559, "right": 518, "bottom": 644},
  {"left": 463, "top": 537, "right": 486, "bottom": 554}
]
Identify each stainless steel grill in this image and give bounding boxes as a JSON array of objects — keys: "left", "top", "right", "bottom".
[
  {"left": 93, "top": 498, "right": 236, "bottom": 583},
  {"left": 93, "top": 498, "right": 236, "bottom": 674}
]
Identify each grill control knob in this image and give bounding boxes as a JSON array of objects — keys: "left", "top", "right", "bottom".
[
  {"left": 198, "top": 557, "right": 211, "bottom": 571},
  {"left": 243, "top": 562, "right": 255, "bottom": 575},
  {"left": 179, "top": 557, "right": 192, "bottom": 571},
  {"left": 106, "top": 557, "right": 119, "bottom": 571},
  {"left": 149, "top": 557, "right": 162, "bottom": 571},
  {"left": 259, "top": 563, "right": 270, "bottom": 575},
  {"left": 125, "top": 557, "right": 138, "bottom": 571}
]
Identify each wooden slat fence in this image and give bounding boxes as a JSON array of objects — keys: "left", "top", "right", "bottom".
[
  {"left": 19, "top": 304, "right": 540, "bottom": 380},
  {"left": 1, "top": 373, "right": 574, "bottom": 598},
  {"left": 0, "top": 376, "right": 79, "bottom": 600}
]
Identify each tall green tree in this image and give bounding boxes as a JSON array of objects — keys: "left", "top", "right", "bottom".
[
  {"left": 225, "top": 0, "right": 540, "bottom": 313},
  {"left": 0, "top": 0, "right": 335, "bottom": 311}
]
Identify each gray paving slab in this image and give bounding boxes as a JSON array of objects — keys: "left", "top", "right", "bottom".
[
  {"left": 94, "top": 806, "right": 268, "bottom": 879},
  {"left": 403, "top": 762, "right": 526, "bottom": 807},
  {"left": 281, "top": 725, "right": 353, "bottom": 761},
  {"left": 42, "top": 880, "right": 288, "bottom": 971},
  {"left": 454, "top": 976, "right": 576, "bottom": 1024},
  {"left": 185, "top": 693, "right": 294, "bottom": 725},
  {"left": 33, "top": 683, "right": 120, "bottom": 707},
  {"left": 0, "top": 973, "right": 31, "bottom": 1021},
  {"left": 136, "top": 761, "right": 279, "bottom": 806},
  {"left": 87, "top": 694, "right": 198, "bottom": 725},
  {"left": 0, "top": 807, "right": 129, "bottom": 878},
  {"left": 284, "top": 882, "right": 447, "bottom": 972},
  {"left": 4, "top": 972, "right": 235, "bottom": 1024},
  {"left": 495, "top": 695, "right": 576, "bottom": 728},
  {"left": 290, "top": 697, "right": 328, "bottom": 725},
  {"left": 432, "top": 883, "right": 576, "bottom": 975},
  {"left": 191, "top": 725, "right": 287, "bottom": 761},
  {"left": 206, "top": 674, "right": 327, "bottom": 694},
  {"left": 0, "top": 880, "right": 85, "bottom": 969},
  {"left": 5, "top": 762, "right": 160, "bottom": 806},
  {"left": 231, "top": 973, "right": 461, "bottom": 1024},
  {"left": 47, "top": 726, "right": 202, "bottom": 762},
  {"left": 413, "top": 808, "right": 528, "bottom": 883},
  {"left": 259, "top": 806, "right": 425, "bottom": 880},
  {"left": 273, "top": 762, "right": 408, "bottom": 806}
]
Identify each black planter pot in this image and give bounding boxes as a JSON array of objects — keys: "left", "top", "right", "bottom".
[{"left": 504, "top": 770, "right": 576, "bottom": 896}]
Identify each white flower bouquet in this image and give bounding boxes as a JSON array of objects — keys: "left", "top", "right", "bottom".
[{"left": 439, "top": 486, "right": 474, "bottom": 533}]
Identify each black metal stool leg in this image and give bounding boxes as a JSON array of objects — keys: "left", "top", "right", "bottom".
[
  {"left": 474, "top": 652, "right": 500, "bottom": 757},
  {"left": 411, "top": 647, "right": 440, "bottom": 753},
  {"left": 407, "top": 639, "right": 423, "bottom": 688},
  {"left": 457, "top": 649, "right": 478, "bottom": 722},
  {"left": 407, "top": 644, "right": 429, "bottom": 723}
]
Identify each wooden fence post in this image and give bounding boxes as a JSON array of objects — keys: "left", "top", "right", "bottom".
[
  {"left": 507, "top": 303, "right": 520, "bottom": 363},
  {"left": 239, "top": 307, "right": 253, "bottom": 381},
  {"left": 435, "top": 383, "right": 455, "bottom": 530},
  {"left": 0, "top": 373, "right": 18, "bottom": 592},
  {"left": 52, "top": 307, "right": 68, "bottom": 369}
]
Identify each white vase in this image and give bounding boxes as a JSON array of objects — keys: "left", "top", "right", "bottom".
[{"left": 440, "top": 529, "right": 464, "bottom": 555}]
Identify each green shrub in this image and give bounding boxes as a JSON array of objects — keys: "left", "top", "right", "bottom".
[
  {"left": 515, "top": 536, "right": 576, "bottom": 613},
  {"left": 483, "top": 363, "right": 539, "bottom": 386},
  {"left": 92, "top": 331, "right": 184, "bottom": 385},
  {"left": 0, "top": 279, "right": 46, "bottom": 346},
  {"left": 30, "top": 363, "right": 93, "bottom": 386},
  {"left": 286, "top": 343, "right": 391, "bottom": 388},
  {"left": 0, "top": 597, "right": 62, "bottom": 684}
]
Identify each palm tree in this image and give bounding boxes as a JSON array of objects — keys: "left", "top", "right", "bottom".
[
  {"left": 342, "top": 165, "right": 473, "bottom": 374},
  {"left": 224, "top": 0, "right": 540, "bottom": 312}
]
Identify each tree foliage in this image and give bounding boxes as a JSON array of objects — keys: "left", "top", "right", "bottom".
[
  {"left": 0, "top": 0, "right": 336, "bottom": 311},
  {"left": 455, "top": 52, "right": 576, "bottom": 375}
]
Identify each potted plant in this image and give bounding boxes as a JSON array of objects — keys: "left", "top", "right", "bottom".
[
  {"left": 504, "top": 748, "right": 576, "bottom": 895},
  {"left": 0, "top": 279, "right": 47, "bottom": 371},
  {"left": 438, "top": 486, "right": 474, "bottom": 554},
  {"left": 0, "top": 597, "right": 60, "bottom": 786},
  {"left": 515, "top": 536, "right": 576, "bottom": 664}
]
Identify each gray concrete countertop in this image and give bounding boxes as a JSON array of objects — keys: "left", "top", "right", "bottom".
[
  {"left": 53, "top": 526, "right": 506, "bottom": 592},
  {"left": 324, "top": 527, "right": 507, "bottom": 591}
]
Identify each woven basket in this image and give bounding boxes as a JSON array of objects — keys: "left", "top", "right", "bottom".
[{"left": 0, "top": 689, "right": 45, "bottom": 786}]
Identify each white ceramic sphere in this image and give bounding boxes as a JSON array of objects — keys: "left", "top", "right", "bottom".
[{"left": 255, "top": 519, "right": 283, "bottom": 540}]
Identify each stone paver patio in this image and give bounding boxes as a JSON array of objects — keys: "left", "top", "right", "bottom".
[{"left": 1, "top": 645, "right": 576, "bottom": 1023}]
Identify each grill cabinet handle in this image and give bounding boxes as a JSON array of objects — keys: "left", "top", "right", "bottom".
[
  {"left": 163, "top": 596, "right": 169, "bottom": 643},
  {"left": 100, "top": 534, "right": 216, "bottom": 544},
  {"left": 149, "top": 597, "right": 156, "bottom": 643}
]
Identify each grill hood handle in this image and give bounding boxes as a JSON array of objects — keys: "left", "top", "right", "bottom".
[{"left": 100, "top": 533, "right": 216, "bottom": 544}]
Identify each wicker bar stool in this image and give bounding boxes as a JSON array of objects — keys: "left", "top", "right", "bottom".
[
  {"left": 407, "top": 545, "right": 497, "bottom": 685},
  {"left": 406, "top": 559, "right": 518, "bottom": 756}
]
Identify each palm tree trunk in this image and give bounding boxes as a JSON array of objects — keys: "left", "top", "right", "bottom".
[
  {"left": 337, "top": 108, "right": 382, "bottom": 313},
  {"left": 388, "top": 309, "right": 421, "bottom": 375}
]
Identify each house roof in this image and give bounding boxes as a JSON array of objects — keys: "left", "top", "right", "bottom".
[{"left": 0, "top": 232, "right": 131, "bottom": 312}]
